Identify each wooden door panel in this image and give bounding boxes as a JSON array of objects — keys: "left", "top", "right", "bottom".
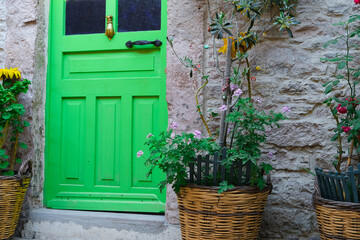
[
  {"left": 63, "top": 50, "right": 160, "bottom": 80},
  {"left": 60, "top": 98, "right": 86, "bottom": 186},
  {"left": 132, "top": 97, "right": 159, "bottom": 187},
  {"left": 45, "top": 0, "right": 167, "bottom": 212},
  {"left": 95, "top": 97, "right": 122, "bottom": 187}
]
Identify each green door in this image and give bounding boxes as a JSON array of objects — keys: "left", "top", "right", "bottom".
[{"left": 45, "top": 0, "right": 167, "bottom": 213}]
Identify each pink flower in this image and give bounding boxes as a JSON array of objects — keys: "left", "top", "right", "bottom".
[
  {"left": 233, "top": 89, "right": 243, "bottom": 97},
  {"left": 336, "top": 104, "right": 347, "bottom": 114},
  {"left": 342, "top": 126, "right": 351, "bottom": 133},
  {"left": 147, "top": 133, "right": 153, "bottom": 139},
  {"left": 255, "top": 98, "right": 262, "bottom": 103},
  {"left": 230, "top": 84, "right": 238, "bottom": 91},
  {"left": 194, "top": 130, "right": 202, "bottom": 139},
  {"left": 346, "top": 97, "right": 359, "bottom": 108},
  {"left": 137, "top": 151, "right": 144, "bottom": 157},
  {"left": 227, "top": 127, "right": 232, "bottom": 134},
  {"left": 170, "top": 122, "right": 178, "bottom": 129},
  {"left": 282, "top": 106, "right": 291, "bottom": 113},
  {"left": 219, "top": 105, "right": 228, "bottom": 112},
  {"left": 355, "top": 0, "right": 360, "bottom": 4},
  {"left": 267, "top": 152, "right": 275, "bottom": 158},
  {"left": 187, "top": 138, "right": 192, "bottom": 145}
]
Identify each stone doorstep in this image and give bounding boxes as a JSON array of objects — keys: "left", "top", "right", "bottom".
[{"left": 20, "top": 208, "right": 181, "bottom": 240}]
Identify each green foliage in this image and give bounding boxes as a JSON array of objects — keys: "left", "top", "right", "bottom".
[
  {"left": 218, "top": 181, "right": 234, "bottom": 193},
  {"left": 151, "top": 0, "right": 298, "bottom": 193},
  {"left": 321, "top": 14, "right": 360, "bottom": 172},
  {"left": 226, "top": 98, "right": 285, "bottom": 188},
  {"left": 0, "top": 76, "right": 31, "bottom": 176},
  {"left": 210, "top": 12, "right": 233, "bottom": 39},
  {"left": 144, "top": 130, "right": 219, "bottom": 193}
]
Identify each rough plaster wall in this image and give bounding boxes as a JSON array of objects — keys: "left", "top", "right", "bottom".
[
  {"left": 2, "top": 0, "right": 358, "bottom": 239},
  {"left": 4, "top": 0, "right": 47, "bottom": 216},
  {"left": 185, "top": 0, "right": 356, "bottom": 239},
  {"left": 166, "top": 0, "right": 359, "bottom": 239},
  {"left": 165, "top": 0, "right": 206, "bottom": 224},
  {"left": 0, "top": 0, "right": 6, "bottom": 68},
  {"left": 251, "top": 1, "right": 357, "bottom": 239}
]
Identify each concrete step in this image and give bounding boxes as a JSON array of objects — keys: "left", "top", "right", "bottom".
[{"left": 21, "top": 208, "right": 181, "bottom": 240}]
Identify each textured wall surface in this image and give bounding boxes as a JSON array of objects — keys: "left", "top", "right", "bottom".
[
  {"left": 165, "top": 0, "right": 206, "bottom": 224},
  {"left": 166, "top": 0, "right": 359, "bottom": 239},
  {"left": 2, "top": 0, "right": 358, "bottom": 239},
  {"left": 4, "top": 0, "right": 47, "bottom": 219},
  {"left": 0, "top": 0, "right": 6, "bottom": 67}
]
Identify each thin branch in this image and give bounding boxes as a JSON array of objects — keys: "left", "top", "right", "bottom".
[
  {"left": 213, "top": 36, "right": 225, "bottom": 78},
  {"left": 10, "top": 130, "right": 19, "bottom": 171},
  {"left": 346, "top": 139, "right": 354, "bottom": 171},
  {"left": 331, "top": 109, "right": 343, "bottom": 173},
  {"left": 0, "top": 120, "right": 10, "bottom": 148},
  {"left": 195, "top": 78, "right": 212, "bottom": 137},
  {"left": 245, "top": 57, "right": 252, "bottom": 100},
  {"left": 218, "top": 38, "right": 233, "bottom": 147},
  {"left": 166, "top": 38, "right": 189, "bottom": 68},
  {"left": 345, "top": 24, "right": 353, "bottom": 97}
]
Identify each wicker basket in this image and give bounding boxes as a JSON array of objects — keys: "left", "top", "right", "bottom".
[
  {"left": 314, "top": 193, "right": 360, "bottom": 240},
  {"left": 0, "top": 159, "right": 31, "bottom": 240},
  {"left": 177, "top": 184, "right": 272, "bottom": 240}
]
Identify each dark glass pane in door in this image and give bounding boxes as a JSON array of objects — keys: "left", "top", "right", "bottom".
[
  {"left": 66, "top": 0, "right": 106, "bottom": 35},
  {"left": 118, "top": 0, "right": 161, "bottom": 32}
]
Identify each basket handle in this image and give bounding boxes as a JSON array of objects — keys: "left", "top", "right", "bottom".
[{"left": 17, "top": 159, "right": 32, "bottom": 178}]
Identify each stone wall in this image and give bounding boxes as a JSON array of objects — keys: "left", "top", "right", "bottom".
[
  {"left": 0, "top": 0, "right": 358, "bottom": 239},
  {"left": 166, "top": 0, "right": 359, "bottom": 239},
  {"left": 4, "top": 0, "right": 47, "bottom": 214}
]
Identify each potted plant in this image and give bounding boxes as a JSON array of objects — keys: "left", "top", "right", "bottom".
[
  {"left": 0, "top": 68, "right": 31, "bottom": 240},
  {"left": 138, "top": 0, "right": 299, "bottom": 239},
  {"left": 314, "top": 2, "right": 360, "bottom": 239}
]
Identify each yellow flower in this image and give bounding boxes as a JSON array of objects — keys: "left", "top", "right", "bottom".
[
  {"left": 0, "top": 67, "right": 21, "bottom": 80},
  {"left": 237, "top": 32, "right": 256, "bottom": 53},
  {"left": 218, "top": 32, "right": 258, "bottom": 59},
  {"left": 218, "top": 37, "right": 237, "bottom": 59},
  {"left": 256, "top": 66, "right": 261, "bottom": 71}
]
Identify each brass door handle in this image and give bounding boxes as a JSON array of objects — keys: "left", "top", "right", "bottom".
[{"left": 105, "top": 15, "right": 115, "bottom": 41}]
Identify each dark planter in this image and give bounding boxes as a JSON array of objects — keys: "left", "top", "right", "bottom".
[{"left": 314, "top": 166, "right": 360, "bottom": 239}]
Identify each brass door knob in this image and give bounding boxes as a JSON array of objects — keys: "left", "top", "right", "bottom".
[{"left": 105, "top": 15, "right": 115, "bottom": 41}]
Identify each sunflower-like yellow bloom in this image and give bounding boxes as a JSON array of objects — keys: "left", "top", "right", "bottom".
[
  {"left": 0, "top": 67, "right": 21, "bottom": 80},
  {"left": 218, "top": 37, "right": 237, "bottom": 59},
  {"left": 218, "top": 32, "right": 257, "bottom": 59}
]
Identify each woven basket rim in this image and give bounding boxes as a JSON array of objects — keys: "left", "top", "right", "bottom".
[
  {"left": 314, "top": 192, "right": 360, "bottom": 211},
  {"left": 0, "top": 175, "right": 31, "bottom": 181},
  {"left": 181, "top": 183, "right": 272, "bottom": 194}
]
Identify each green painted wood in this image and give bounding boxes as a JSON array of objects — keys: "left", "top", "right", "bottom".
[{"left": 45, "top": 0, "right": 167, "bottom": 213}]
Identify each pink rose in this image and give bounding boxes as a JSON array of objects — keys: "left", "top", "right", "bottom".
[
  {"left": 355, "top": 0, "right": 360, "bottom": 4},
  {"left": 337, "top": 104, "right": 347, "bottom": 114},
  {"left": 346, "top": 97, "right": 359, "bottom": 108},
  {"left": 342, "top": 126, "right": 351, "bottom": 133}
]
